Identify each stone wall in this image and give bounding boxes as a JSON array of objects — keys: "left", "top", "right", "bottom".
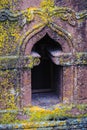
[
  {"left": 0, "top": 117, "right": 87, "bottom": 130},
  {"left": 0, "top": 0, "right": 87, "bottom": 108}
]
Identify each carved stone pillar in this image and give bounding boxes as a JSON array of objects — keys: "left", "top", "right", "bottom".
[
  {"left": 20, "top": 70, "right": 31, "bottom": 107},
  {"left": 63, "top": 66, "right": 74, "bottom": 103}
]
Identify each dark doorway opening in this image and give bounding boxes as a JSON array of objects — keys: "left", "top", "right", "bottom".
[{"left": 31, "top": 34, "right": 62, "bottom": 107}]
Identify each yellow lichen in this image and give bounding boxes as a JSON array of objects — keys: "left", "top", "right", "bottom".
[
  {"left": 0, "top": 104, "right": 87, "bottom": 124},
  {"left": 0, "top": 0, "right": 87, "bottom": 126},
  {"left": 41, "top": 0, "right": 54, "bottom": 9},
  {"left": 0, "top": 70, "right": 19, "bottom": 109},
  {"left": 0, "top": 0, "right": 19, "bottom": 10},
  {"left": 0, "top": 112, "right": 17, "bottom": 124},
  {"left": 0, "top": 21, "right": 20, "bottom": 56}
]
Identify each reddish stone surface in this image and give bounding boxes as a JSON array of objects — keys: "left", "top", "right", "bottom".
[
  {"left": 19, "top": 0, "right": 87, "bottom": 106},
  {"left": 0, "top": 0, "right": 87, "bottom": 108},
  {"left": 20, "top": 70, "right": 31, "bottom": 107},
  {"left": 77, "top": 66, "right": 87, "bottom": 102},
  {"left": 63, "top": 66, "right": 74, "bottom": 103}
]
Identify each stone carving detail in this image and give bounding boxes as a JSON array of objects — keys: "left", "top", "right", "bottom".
[
  {"left": 0, "top": 6, "right": 86, "bottom": 24},
  {"left": 0, "top": 0, "right": 87, "bottom": 68},
  {"left": 0, "top": 0, "right": 86, "bottom": 49},
  {"left": 0, "top": 0, "right": 87, "bottom": 46},
  {"left": 0, "top": 9, "right": 20, "bottom": 21},
  {"left": 0, "top": 0, "right": 87, "bottom": 24}
]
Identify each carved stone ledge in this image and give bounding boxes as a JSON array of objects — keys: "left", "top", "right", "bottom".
[
  {"left": 0, "top": 1, "right": 86, "bottom": 55},
  {"left": 0, "top": 52, "right": 87, "bottom": 70}
]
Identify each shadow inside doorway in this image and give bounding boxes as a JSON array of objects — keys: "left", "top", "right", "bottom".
[
  {"left": 32, "top": 92, "right": 60, "bottom": 108},
  {"left": 31, "top": 34, "right": 63, "bottom": 108}
]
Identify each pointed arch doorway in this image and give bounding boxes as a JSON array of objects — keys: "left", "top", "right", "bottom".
[{"left": 31, "top": 34, "right": 63, "bottom": 106}]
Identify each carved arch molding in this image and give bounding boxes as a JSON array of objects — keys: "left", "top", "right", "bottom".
[{"left": 0, "top": 0, "right": 87, "bottom": 69}]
